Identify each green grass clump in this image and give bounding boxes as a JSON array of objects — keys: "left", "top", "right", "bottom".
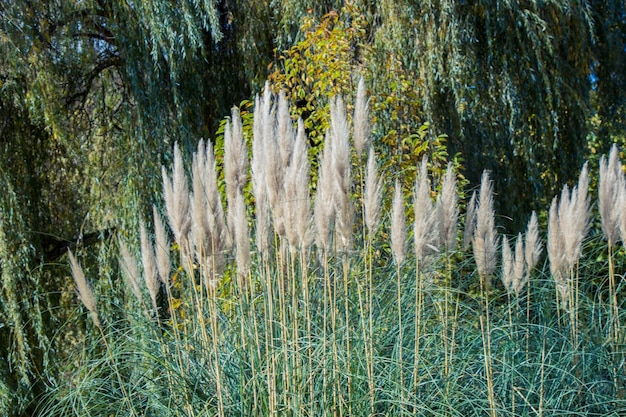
[{"left": 42, "top": 85, "right": 625, "bottom": 416}]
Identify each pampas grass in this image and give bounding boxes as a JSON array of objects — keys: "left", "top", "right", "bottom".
[
  {"left": 437, "top": 162, "right": 459, "bottom": 252},
  {"left": 471, "top": 170, "right": 498, "bottom": 417},
  {"left": 314, "top": 129, "right": 335, "bottom": 252},
  {"left": 284, "top": 118, "right": 312, "bottom": 252},
  {"left": 330, "top": 96, "right": 354, "bottom": 254},
  {"left": 391, "top": 178, "right": 407, "bottom": 412},
  {"left": 152, "top": 205, "right": 171, "bottom": 287},
  {"left": 473, "top": 170, "right": 498, "bottom": 291},
  {"left": 414, "top": 157, "right": 437, "bottom": 266},
  {"left": 53, "top": 84, "right": 626, "bottom": 417},
  {"left": 599, "top": 144, "right": 625, "bottom": 397},
  {"left": 119, "top": 238, "right": 142, "bottom": 303},
  {"left": 252, "top": 85, "right": 272, "bottom": 257},
  {"left": 353, "top": 76, "right": 370, "bottom": 157},
  {"left": 524, "top": 211, "right": 542, "bottom": 279},
  {"left": 139, "top": 221, "right": 160, "bottom": 314},
  {"left": 364, "top": 148, "right": 382, "bottom": 236},
  {"left": 501, "top": 234, "right": 525, "bottom": 297},
  {"left": 391, "top": 179, "right": 408, "bottom": 266},
  {"left": 162, "top": 142, "right": 191, "bottom": 254},
  {"left": 68, "top": 250, "right": 101, "bottom": 329}
]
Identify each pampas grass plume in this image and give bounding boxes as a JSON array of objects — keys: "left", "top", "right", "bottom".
[
  {"left": 191, "top": 142, "right": 210, "bottom": 259},
  {"left": 391, "top": 179, "right": 407, "bottom": 265},
  {"left": 234, "top": 190, "right": 251, "bottom": 280},
  {"left": 277, "top": 90, "right": 295, "bottom": 168},
  {"left": 600, "top": 144, "right": 623, "bottom": 245},
  {"left": 68, "top": 250, "right": 101, "bottom": 329},
  {"left": 414, "top": 157, "right": 436, "bottom": 262},
  {"left": 558, "top": 163, "right": 589, "bottom": 269},
  {"left": 353, "top": 76, "right": 370, "bottom": 157},
  {"left": 251, "top": 93, "right": 271, "bottom": 256},
  {"left": 119, "top": 238, "right": 142, "bottom": 302},
  {"left": 225, "top": 107, "right": 248, "bottom": 237},
  {"left": 548, "top": 197, "right": 564, "bottom": 278},
  {"left": 364, "top": 148, "right": 382, "bottom": 236},
  {"left": 501, "top": 235, "right": 514, "bottom": 294},
  {"left": 294, "top": 119, "right": 313, "bottom": 250},
  {"left": 314, "top": 130, "right": 334, "bottom": 251},
  {"left": 330, "top": 96, "right": 353, "bottom": 253},
  {"left": 153, "top": 206, "right": 171, "bottom": 287},
  {"left": 472, "top": 171, "right": 498, "bottom": 289},
  {"left": 464, "top": 191, "right": 477, "bottom": 250},
  {"left": 162, "top": 142, "right": 191, "bottom": 249},
  {"left": 524, "top": 211, "right": 541, "bottom": 277},
  {"left": 513, "top": 233, "right": 526, "bottom": 295},
  {"left": 437, "top": 162, "right": 458, "bottom": 251},
  {"left": 140, "top": 221, "right": 160, "bottom": 313}
]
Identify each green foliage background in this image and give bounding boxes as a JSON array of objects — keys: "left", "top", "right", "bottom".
[{"left": 0, "top": 0, "right": 624, "bottom": 415}]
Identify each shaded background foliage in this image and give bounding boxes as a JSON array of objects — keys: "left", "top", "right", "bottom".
[{"left": 0, "top": 0, "right": 624, "bottom": 415}]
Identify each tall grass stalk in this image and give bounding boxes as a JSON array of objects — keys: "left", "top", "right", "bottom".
[
  {"left": 548, "top": 163, "right": 589, "bottom": 350},
  {"left": 363, "top": 148, "right": 382, "bottom": 414},
  {"left": 411, "top": 157, "right": 434, "bottom": 403},
  {"left": 391, "top": 179, "right": 407, "bottom": 414},
  {"left": 437, "top": 162, "right": 458, "bottom": 381},
  {"left": 601, "top": 144, "right": 625, "bottom": 397},
  {"left": 68, "top": 251, "right": 137, "bottom": 417},
  {"left": 524, "top": 211, "right": 542, "bottom": 356},
  {"left": 472, "top": 171, "right": 498, "bottom": 417}
]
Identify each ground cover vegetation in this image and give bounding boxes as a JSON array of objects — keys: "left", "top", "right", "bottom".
[
  {"left": 0, "top": 0, "right": 625, "bottom": 416},
  {"left": 44, "top": 87, "right": 626, "bottom": 416}
]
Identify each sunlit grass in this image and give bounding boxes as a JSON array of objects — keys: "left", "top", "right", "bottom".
[{"left": 40, "top": 86, "right": 626, "bottom": 417}]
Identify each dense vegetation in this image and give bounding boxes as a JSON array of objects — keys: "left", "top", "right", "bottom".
[{"left": 0, "top": 1, "right": 625, "bottom": 416}]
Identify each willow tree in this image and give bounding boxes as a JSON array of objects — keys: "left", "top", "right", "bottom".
[
  {"left": 0, "top": 0, "right": 272, "bottom": 414},
  {"left": 367, "top": 0, "right": 622, "bottom": 229},
  {"left": 268, "top": 0, "right": 624, "bottom": 228}
]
